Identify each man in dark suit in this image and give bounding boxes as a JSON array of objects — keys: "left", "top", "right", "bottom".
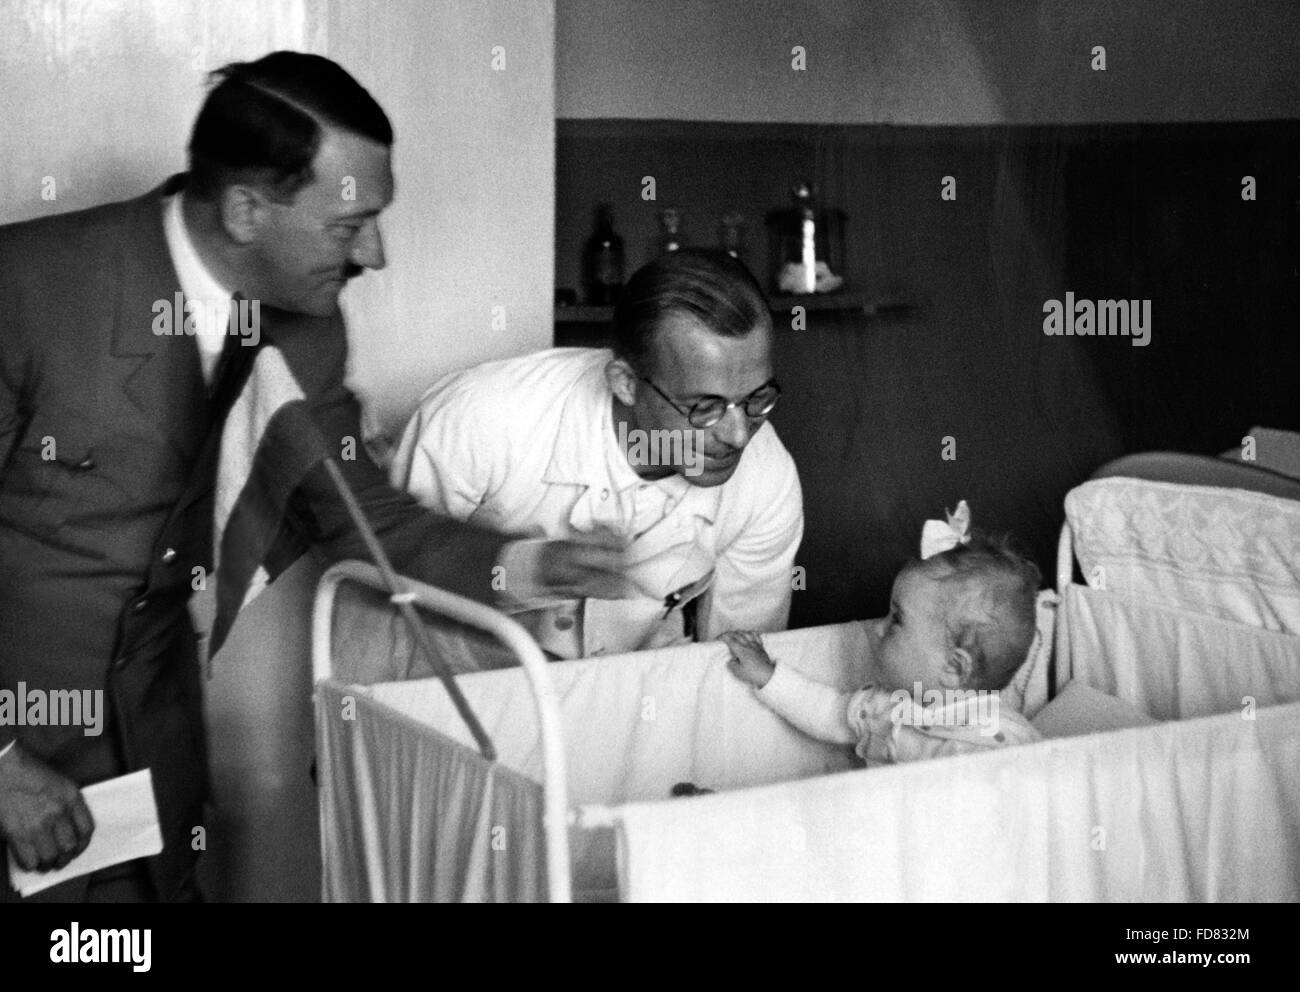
[{"left": 0, "top": 51, "right": 630, "bottom": 902}]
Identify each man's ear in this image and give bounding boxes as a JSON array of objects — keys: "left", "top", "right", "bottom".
[
  {"left": 941, "top": 646, "right": 974, "bottom": 689},
  {"left": 605, "top": 358, "right": 640, "bottom": 407},
  {"left": 218, "top": 184, "right": 270, "bottom": 245}
]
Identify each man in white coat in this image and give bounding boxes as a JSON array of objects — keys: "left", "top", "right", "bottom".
[{"left": 390, "top": 249, "right": 804, "bottom": 658}]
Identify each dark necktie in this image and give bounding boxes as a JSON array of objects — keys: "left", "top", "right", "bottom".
[{"left": 209, "top": 294, "right": 258, "bottom": 412}]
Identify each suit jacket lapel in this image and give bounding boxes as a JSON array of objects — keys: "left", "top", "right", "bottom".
[{"left": 110, "top": 175, "right": 209, "bottom": 464}]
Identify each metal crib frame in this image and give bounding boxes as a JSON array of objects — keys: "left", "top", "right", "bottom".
[{"left": 311, "top": 560, "right": 573, "bottom": 903}]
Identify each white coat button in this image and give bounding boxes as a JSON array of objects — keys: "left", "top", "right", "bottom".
[{"left": 600, "top": 488, "right": 609, "bottom": 501}]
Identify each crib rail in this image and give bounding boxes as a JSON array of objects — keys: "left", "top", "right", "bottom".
[
  {"left": 1053, "top": 521, "right": 1074, "bottom": 695},
  {"left": 312, "top": 560, "right": 573, "bottom": 903}
]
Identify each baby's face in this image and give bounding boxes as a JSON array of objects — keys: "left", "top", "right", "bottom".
[{"left": 872, "top": 568, "right": 960, "bottom": 695}]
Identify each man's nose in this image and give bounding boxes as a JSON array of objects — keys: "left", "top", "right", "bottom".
[
  {"left": 712, "top": 404, "right": 753, "bottom": 450},
  {"left": 350, "top": 218, "right": 386, "bottom": 271}
]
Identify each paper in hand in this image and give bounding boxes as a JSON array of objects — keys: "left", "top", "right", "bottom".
[{"left": 7, "top": 768, "right": 163, "bottom": 897}]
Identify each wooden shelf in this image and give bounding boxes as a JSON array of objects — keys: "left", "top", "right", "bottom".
[
  {"left": 555, "top": 291, "right": 915, "bottom": 324},
  {"left": 768, "top": 291, "right": 915, "bottom": 315}
]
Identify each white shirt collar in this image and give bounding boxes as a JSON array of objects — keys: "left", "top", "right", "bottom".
[{"left": 162, "top": 192, "right": 231, "bottom": 377}]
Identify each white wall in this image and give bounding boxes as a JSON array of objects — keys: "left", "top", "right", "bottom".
[
  {"left": 557, "top": 0, "right": 1300, "bottom": 123},
  {"left": 0, "top": 0, "right": 555, "bottom": 431},
  {"left": 0, "top": 0, "right": 554, "bottom": 902}
]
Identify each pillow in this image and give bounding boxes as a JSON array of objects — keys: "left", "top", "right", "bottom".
[
  {"left": 1065, "top": 476, "right": 1300, "bottom": 635},
  {"left": 1000, "top": 589, "right": 1057, "bottom": 720},
  {"left": 1032, "top": 681, "right": 1159, "bottom": 739}
]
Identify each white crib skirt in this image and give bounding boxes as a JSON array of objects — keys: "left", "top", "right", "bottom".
[{"left": 316, "top": 685, "right": 548, "bottom": 901}]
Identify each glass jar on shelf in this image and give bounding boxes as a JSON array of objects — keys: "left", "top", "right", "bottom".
[{"left": 764, "top": 181, "right": 848, "bottom": 295}]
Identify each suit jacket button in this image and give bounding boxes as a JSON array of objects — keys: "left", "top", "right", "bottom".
[
  {"left": 77, "top": 457, "right": 95, "bottom": 471},
  {"left": 113, "top": 656, "right": 128, "bottom": 671},
  {"left": 132, "top": 598, "right": 149, "bottom": 613},
  {"left": 161, "top": 548, "right": 177, "bottom": 564}
]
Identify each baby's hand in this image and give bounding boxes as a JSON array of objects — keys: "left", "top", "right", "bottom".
[{"left": 721, "top": 630, "right": 776, "bottom": 689}]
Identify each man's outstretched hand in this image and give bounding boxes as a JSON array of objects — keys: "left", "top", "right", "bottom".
[
  {"left": 0, "top": 744, "right": 94, "bottom": 872},
  {"left": 497, "top": 537, "right": 640, "bottom": 606}
]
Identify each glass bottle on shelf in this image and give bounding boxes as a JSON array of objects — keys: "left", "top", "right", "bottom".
[
  {"left": 719, "top": 211, "right": 746, "bottom": 260},
  {"left": 654, "top": 208, "right": 687, "bottom": 256},
  {"left": 582, "top": 203, "right": 624, "bottom": 305}
]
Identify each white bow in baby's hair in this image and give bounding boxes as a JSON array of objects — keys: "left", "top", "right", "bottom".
[{"left": 920, "top": 500, "right": 972, "bottom": 559}]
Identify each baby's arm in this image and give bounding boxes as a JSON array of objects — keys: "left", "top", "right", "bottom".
[
  {"left": 722, "top": 631, "right": 857, "bottom": 746},
  {"left": 891, "top": 730, "right": 988, "bottom": 762},
  {"left": 859, "top": 701, "right": 1041, "bottom": 763},
  {"left": 889, "top": 713, "right": 1041, "bottom": 762}
]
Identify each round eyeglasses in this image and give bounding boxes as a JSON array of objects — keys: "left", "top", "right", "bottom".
[{"left": 639, "top": 376, "right": 781, "bottom": 429}]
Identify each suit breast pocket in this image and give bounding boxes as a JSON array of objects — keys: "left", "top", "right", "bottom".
[
  {"left": 0, "top": 409, "right": 174, "bottom": 542},
  {"left": 0, "top": 410, "right": 100, "bottom": 535}
]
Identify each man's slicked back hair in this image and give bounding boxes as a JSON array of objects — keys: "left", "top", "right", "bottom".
[
  {"left": 612, "top": 248, "right": 771, "bottom": 370},
  {"left": 188, "top": 51, "right": 393, "bottom": 203}
]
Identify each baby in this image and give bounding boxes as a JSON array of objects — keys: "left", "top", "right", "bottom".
[{"left": 724, "top": 502, "right": 1043, "bottom": 765}]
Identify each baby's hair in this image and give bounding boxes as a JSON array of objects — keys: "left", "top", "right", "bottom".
[{"left": 903, "top": 531, "right": 1041, "bottom": 691}]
